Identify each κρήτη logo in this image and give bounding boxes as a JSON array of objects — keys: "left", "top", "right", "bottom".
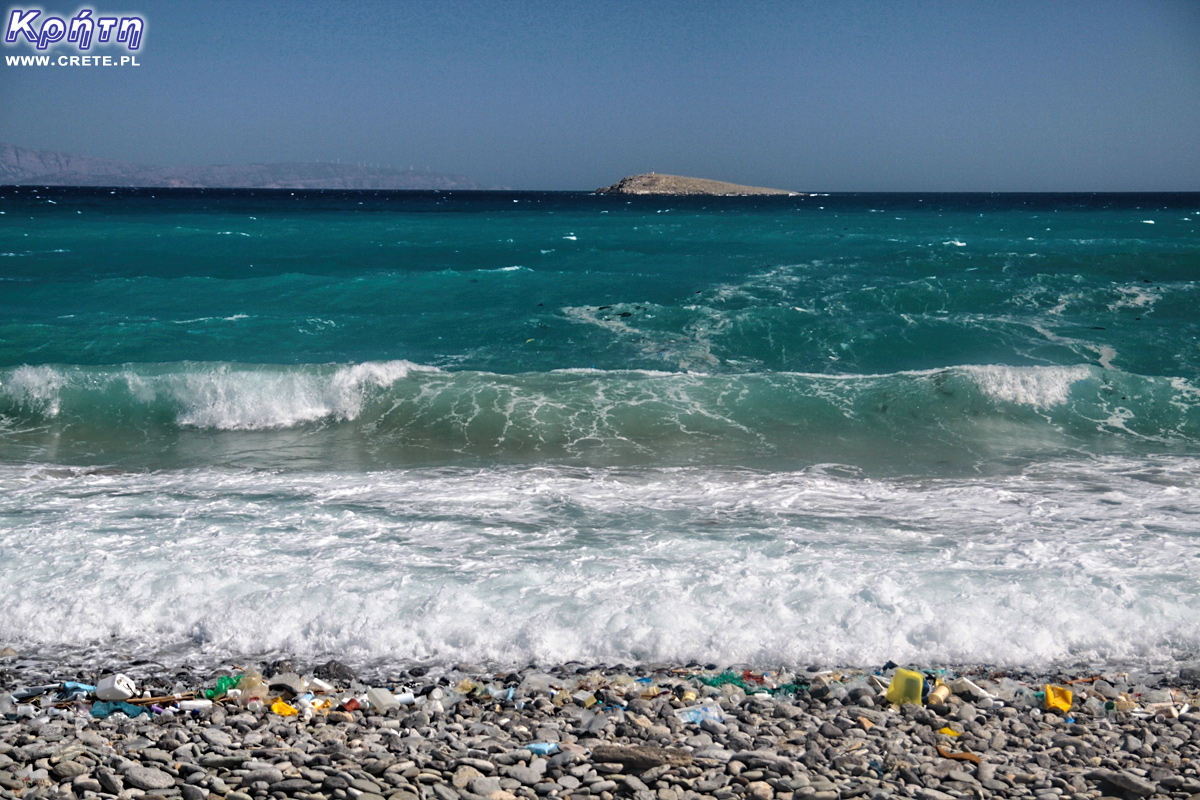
[{"left": 5, "top": 8, "right": 144, "bottom": 50}]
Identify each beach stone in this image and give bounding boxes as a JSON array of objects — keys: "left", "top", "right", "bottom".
[
  {"left": 503, "top": 767, "right": 540, "bottom": 787},
  {"left": 51, "top": 760, "right": 87, "bottom": 779},
  {"left": 364, "top": 758, "right": 398, "bottom": 777},
  {"left": 315, "top": 661, "right": 357, "bottom": 682},
  {"left": 454, "top": 766, "right": 484, "bottom": 788},
  {"left": 142, "top": 748, "right": 173, "bottom": 764},
  {"left": 201, "top": 755, "right": 249, "bottom": 769},
  {"left": 590, "top": 745, "right": 691, "bottom": 770},
  {"left": 243, "top": 768, "right": 284, "bottom": 785},
  {"left": 98, "top": 769, "right": 124, "bottom": 794},
  {"left": 817, "top": 723, "right": 843, "bottom": 739},
  {"left": 73, "top": 776, "right": 103, "bottom": 794},
  {"left": 272, "top": 778, "right": 315, "bottom": 794},
  {"left": 200, "top": 730, "right": 233, "bottom": 748},
  {"left": 431, "top": 784, "right": 458, "bottom": 800},
  {"left": 469, "top": 777, "right": 502, "bottom": 797},
  {"left": 1103, "top": 771, "right": 1155, "bottom": 797},
  {"left": 457, "top": 759, "right": 496, "bottom": 775},
  {"left": 322, "top": 775, "right": 348, "bottom": 792},
  {"left": 126, "top": 767, "right": 176, "bottom": 791},
  {"left": 746, "top": 781, "right": 773, "bottom": 800},
  {"left": 181, "top": 785, "right": 208, "bottom": 800},
  {"left": 350, "top": 778, "right": 383, "bottom": 794}
]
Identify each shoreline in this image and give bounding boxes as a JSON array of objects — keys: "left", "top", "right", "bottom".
[{"left": 3, "top": 657, "right": 1199, "bottom": 800}]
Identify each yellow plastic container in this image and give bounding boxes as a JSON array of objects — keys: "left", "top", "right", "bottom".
[
  {"left": 885, "top": 668, "right": 925, "bottom": 706},
  {"left": 1044, "top": 685, "right": 1073, "bottom": 712},
  {"left": 270, "top": 697, "right": 298, "bottom": 716}
]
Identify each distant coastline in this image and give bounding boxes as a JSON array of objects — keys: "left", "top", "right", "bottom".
[
  {"left": 0, "top": 143, "right": 494, "bottom": 190},
  {"left": 596, "top": 173, "right": 799, "bottom": 196}
]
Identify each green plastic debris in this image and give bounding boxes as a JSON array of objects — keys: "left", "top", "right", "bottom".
[
  {"left": 204, "top": 674, "right": 241, "bottom": 699},
  {"left": 695, "top": 671, "right": 807, "bottom": 696}
]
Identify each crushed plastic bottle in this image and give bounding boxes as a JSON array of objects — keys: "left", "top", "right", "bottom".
[
  {"left": 237, "top": 670, "right": 269, "bottom": 704},
  {"left": 674, "top": 701, "right": 725, "bottom": 724}
]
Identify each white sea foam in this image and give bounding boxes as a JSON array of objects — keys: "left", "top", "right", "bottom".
[
  {"left": 966, "top": 364, "right": 1091, "bottom": 409},
  {"left": 172, "top": 361, "right": 434, "bottom": 429},
  {"left": 0, "top": 365, "right": 67, "bottom": 415},
  {"left": 0, "top": 361, "right": 439, "bottom": 430},
  {"left": 1, "top": 457, "right": 1198, "bottom": 669}
]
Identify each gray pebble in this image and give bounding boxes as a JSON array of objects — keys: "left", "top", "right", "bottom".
[{"left": 126, "top": 766, "right": 177, "bottom": 791}]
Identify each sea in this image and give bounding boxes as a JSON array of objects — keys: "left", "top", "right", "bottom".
[{"left": 1, "top": 187, "right": 1198, "bottom": 673}]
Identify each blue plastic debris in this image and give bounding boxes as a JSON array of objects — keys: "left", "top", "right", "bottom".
[
  {"left": 56, "top": 682, "right": 95, "bottom": 701},
  {"left": 524, "top": 742, "right": 560, "bottom": 755}
]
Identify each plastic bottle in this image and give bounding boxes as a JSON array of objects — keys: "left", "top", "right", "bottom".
[
  {"left": 367, "top": 687, "right": 400, "bottom": 712},
  {"left": 178, "top": 699, "right": 212, "bottom": 711}
]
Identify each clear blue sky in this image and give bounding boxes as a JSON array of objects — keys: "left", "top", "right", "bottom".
[{"left": 2, "top": 0, "right": 1198, "bottom": 190}]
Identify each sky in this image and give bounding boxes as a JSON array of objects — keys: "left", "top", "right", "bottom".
[{"left": 1, "top": 0, "right": 1198, "bottom": 191}]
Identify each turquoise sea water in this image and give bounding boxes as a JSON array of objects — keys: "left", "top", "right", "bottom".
[{"left": 1, "top": 187, "right": 1198, "bottom": 668}]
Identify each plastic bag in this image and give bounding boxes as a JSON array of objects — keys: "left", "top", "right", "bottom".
[{"left": 91, "top": 700, "right": 147, "bottom": 719}]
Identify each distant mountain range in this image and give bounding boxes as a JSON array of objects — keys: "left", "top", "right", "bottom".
[{"left": 0, "top": 143, "right": 493, "bottom": 190}]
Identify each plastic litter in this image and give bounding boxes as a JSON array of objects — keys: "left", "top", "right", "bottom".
[
  {"left": 91, "top": 700, "right": 147, "bottom": 718},
  {"left": 178, "top": 699, "right": 212, "bottom": 711},
  {"left": 696, "top": 670, "right": 806, "bottom": 696},
  {"left": 1044, "top": 685, "right": 1072, "bottom": 712},
  {"left": 366, "top": 687, "right": 400, "bottom": 711},
  {"left": 12, "top": 684, "right": 57, "bottom": 701},
  {"left": 947, "top": 676, "right": 992, "bottom": 700},
  {"left": 204, "top": 675, "right": 241, "bottom": 699},
  {"left": 525, "top": 742, "right": 560, "bottom": 755},
  {"left": 885, "top": 668, "right": 925, "bottom": 706},
  {"left": 269, "top": 672, "right": 307, "bottom": 696},
  {"left": 95, "top": 674, "right": 136, "bottom": 701},
  {"left": 270, "top": 697, "right": 298, "bottom": 716},
  {"left": 938, "top": 726, "right": 960, "bottom": 736},
  {"left": 674, "top": 701, "right": 725, "bottom": 724},
  {"left": 55, "top": 682, "right": 95, "bottom": 702},
  {"left": 927, "top": 683, "right": 951, "bottom": 704}
]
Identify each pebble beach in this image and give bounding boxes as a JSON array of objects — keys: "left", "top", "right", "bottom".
[{"left": 3, "top": 655, "right": 1200, "bottom": 800}]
